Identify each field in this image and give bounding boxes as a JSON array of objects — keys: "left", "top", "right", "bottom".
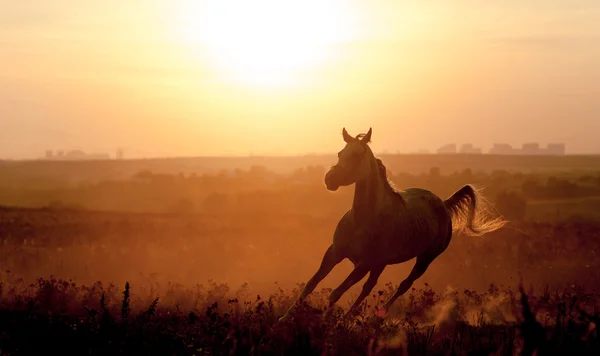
[{"left": 1, "top": 154, "right": 600, "bottom": 355}]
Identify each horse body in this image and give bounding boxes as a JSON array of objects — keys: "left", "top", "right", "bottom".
[
  {"left": 279, "top": 128, "right": 506, "bottom": 322},
  {"left": 334, "top": 188, "right": 451, "bottom": 266}
]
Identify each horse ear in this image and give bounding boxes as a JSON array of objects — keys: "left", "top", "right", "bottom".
[
  {"left": 360, "top": 127, "right": 372, "bottom": 144},
  {"left": 342, "top": 128, "right": 353, "bottom": 143}
]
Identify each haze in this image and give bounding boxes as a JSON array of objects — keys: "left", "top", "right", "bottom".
[{"left": 1, "top": 0, "right": 599, "bottom": 159}]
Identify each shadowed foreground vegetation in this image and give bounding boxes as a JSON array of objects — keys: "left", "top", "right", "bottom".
[{"left": 0, "top": 275, "right": 599, "bottom": 355}]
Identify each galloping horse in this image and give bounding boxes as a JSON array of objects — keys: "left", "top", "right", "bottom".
[{"left": 279, "top": 128, "right": 506, "bottom": 321}]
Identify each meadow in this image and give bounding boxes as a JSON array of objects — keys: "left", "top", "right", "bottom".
[{"left": 1, "top": 155, "right": 600, "bottom": 355}]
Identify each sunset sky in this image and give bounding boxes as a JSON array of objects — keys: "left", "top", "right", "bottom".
[{"left": 1, "top": 0, "right": 599, "bottom": 158}]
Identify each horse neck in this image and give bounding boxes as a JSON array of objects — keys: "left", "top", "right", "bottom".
[{"left": 352, "top": 155, "right": 388, "bottom": 225}]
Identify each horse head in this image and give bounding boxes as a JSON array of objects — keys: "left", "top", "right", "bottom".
[{"left": 324, "top": 127, "right": 374, "bottom": 191}]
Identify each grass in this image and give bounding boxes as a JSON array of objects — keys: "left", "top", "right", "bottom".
[
  {"left": 1, "top": 205, "right": 600, "bottom": 355},
  {"left": 527, "top": 197, "right": 600, "bottom": 221},
  {"left": 0, "top": 274, "right": 599, "bottom": 355}
]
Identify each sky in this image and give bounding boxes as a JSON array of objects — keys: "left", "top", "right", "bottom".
[{"left": 1, "top": 0, "right": 599, "bottom": 158}]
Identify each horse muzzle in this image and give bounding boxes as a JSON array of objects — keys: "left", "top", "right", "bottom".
[
  {"left": 324, "top": 166, "right": 347, "bottom": 191},
  {"left": 325, "top": 181, "right": 340, "bottom": 191}
]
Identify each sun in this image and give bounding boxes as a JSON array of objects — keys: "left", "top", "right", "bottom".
[{"left": 173, "top": 0, "right": 359, "bottom": 88}]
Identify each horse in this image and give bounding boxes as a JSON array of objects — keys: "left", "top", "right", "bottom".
[{"left": 279, "top": 127, "right": 507, "bottom": 321}]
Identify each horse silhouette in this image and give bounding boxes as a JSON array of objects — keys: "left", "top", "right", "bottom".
[{"left": 280, "top": 127, "right": 506, "bottom": 321}]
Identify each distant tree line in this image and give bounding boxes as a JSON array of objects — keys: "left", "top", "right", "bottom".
[{"left": 0, "top": 165, "right": 600, "bottom": 221}]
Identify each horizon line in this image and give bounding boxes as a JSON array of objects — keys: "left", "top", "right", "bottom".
[{"left": 3, "top": 152, "right": 599, "bottom": 163}]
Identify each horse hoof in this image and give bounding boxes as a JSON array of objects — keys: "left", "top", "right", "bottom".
[{"left": 375, "top": 308, "right": 388, "bottom": 318}]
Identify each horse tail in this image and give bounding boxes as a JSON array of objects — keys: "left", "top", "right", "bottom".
[{"left": 444, "top": 184, "right": 507, "bottom": 236}]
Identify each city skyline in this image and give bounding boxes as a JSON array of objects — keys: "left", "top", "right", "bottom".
[{"left": 17, "top": 141, "right": 571, "bottom": 162}]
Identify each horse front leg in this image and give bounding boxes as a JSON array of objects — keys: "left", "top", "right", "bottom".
[
  {"left": 324, "top": 263, "right": 370, "bottom": 318},
  {"left": 278, "top": 245, "right": 343, "bottom": 322}
]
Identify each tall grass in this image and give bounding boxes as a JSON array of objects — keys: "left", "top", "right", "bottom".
[{"left": 0, "top": 275, "right": 598, "bottom": 355}]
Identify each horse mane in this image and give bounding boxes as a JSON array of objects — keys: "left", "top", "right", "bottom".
[
  {"left": 354, "top": 134, "right": 404, "bottom": 203},
  {"left": 375, "top": 157, "right": 406, "bottom": 204}
]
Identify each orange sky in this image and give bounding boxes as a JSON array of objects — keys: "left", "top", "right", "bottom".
[{"left": 1, "top": 0, "right": 599, "bottom": 158}]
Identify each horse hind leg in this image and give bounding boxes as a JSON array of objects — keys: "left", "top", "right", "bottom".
[
  {"left": 381, "top": 250, "right": 442, "bottom": 313},
  {"left": 381, "top": 228, "right": 452, "bottom": 314},
  {"left": 279, "top": 244, "right": 343, "bottom": 322},
  {"left": 345, "top": 264, "right": 386, "bottom": 317}
]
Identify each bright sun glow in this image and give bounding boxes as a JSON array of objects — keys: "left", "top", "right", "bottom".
[{"left": 174, "top": 0, "right": 360, "bottom": 88}]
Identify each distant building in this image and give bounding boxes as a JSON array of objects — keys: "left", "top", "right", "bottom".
[
  {"left": 43, "top": 149, "right": 110, "bottom": 160},
  {"left": 547, "top": 143, "right": 566, "bottom": 156},
  {"left": 433, "top": 142, "right": 567, "bottom": 155},
  {"left": 459, "top": 143, "right": 472, "bottom": 153},
  {"left": 65, "top": 150, "right": 87, "bottom": 159},
  {"left": 489, "top": 143, "right": 515, "bottom": 155},
  {"left": 437, "top": 143, "right": 457, "bottom": 154},
  {"left": 459, "top": 143, "right": 483, "bottom": 154}
]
